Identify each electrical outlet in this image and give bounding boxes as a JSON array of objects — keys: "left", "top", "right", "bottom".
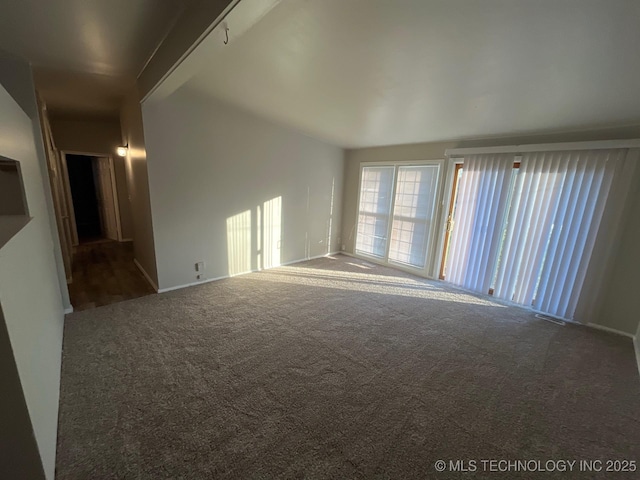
[
  {"left": 342, "top": 244, "right": 346, "bottom": 250},
  {"left": 195, "top": 261, "right": 205, "bottom": 272}
]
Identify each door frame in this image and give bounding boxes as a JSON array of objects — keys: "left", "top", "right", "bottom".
[
  {"left": 61, "top": 151, "right": 123, "bottom": 244},
  {"left": 38, "top": 102, "right": 73, "bottom": 283},
  {"left": 438, "top": 162, "right": 463, "bottom": 280}
]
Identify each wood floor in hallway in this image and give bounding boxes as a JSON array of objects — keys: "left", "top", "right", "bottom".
[{"left": 68, "top": 241, "right": 155, "bottom": 311}]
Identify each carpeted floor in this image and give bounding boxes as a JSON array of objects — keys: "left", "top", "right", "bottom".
[{"left": 56, "top": 255, "right": 640, "bottom": 479}]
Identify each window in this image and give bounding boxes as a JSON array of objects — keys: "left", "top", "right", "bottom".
[
  {"left": 356, "top": 163, "right": 441, "bottom": 270},
  {"left": 388, "top": 166, "right": 440, "bottom": 268},
  {"left": 355, "top": 166, "right": 394, "bottom": 258}
]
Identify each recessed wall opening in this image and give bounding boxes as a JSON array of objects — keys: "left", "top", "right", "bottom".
[
  {"left": 0, "top": 156, "right": 28, "bottom": 216},
  {"left": 0, "top": 156, "right": 31, "bottom": 250}
]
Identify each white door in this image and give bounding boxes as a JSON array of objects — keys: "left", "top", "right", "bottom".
[{"left": 95, "top": 157, "right": 119, "bottom": 241}]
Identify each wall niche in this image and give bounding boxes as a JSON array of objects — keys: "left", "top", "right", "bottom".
[
  {"left": 0, "top": 156, "right": 30, "bottom": 249},
  {"left": 0, "top": 157, "right": 28, "bottom": 216}
]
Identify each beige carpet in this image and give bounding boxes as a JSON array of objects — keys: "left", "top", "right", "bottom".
[{"left": 56, "top": 255, "right": 640, "bottom": 479}]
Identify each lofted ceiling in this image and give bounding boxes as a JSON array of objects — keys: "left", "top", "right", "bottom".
[
  {"left": 0, "top": 0, "right": 192, "bottom": 118},
  {"left": 184, "top": 0, "right": 640, "bottom": 148}
]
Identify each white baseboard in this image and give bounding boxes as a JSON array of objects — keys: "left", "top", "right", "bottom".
[
  {"left": 157, "top": 252, "right": 342, "bottom": 294},
  {"left": 586, "top": 322, "right": 635, "bottom": 339},
  {"left": 280, "top": 251, "right": 342, "bottom": 267},
  {"left": 63, "top": 306, "right": 74, "bottom": 314},
  {"left": 158, "top": 274, "right": 229, "bottom": 293},
  {"left": 134, "top": 258, "right": 159, "bottom": 292}
]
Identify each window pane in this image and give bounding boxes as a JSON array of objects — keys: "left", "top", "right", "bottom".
[
  {"left": 355, "top": 166, "right": 394, "bottom": 258},
  {"left": 388, "top": 165, "right": 439, "bottom": 268}
]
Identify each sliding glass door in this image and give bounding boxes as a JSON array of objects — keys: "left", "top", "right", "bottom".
[
  {"left": 442, "top": 150, "right": 625, "bottom": 321},
  {"left": 356, "top": 163, "right": 441, "bottom": 271}
]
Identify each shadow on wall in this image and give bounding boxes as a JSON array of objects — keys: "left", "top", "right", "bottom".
[
  {"left": 225, "top": 179, "right": 338, "bottom": 277},
  {"left": 0, "top": 304, "right": 46, "bottom": 480}
]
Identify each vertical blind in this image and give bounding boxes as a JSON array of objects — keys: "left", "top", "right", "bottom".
[
  {"left": 493, "top": 149, "right": 624, "bottom": 319},
  {"left": 445, "top": 148, "right": 628, "bottom": 320},
  {"left": 446, "top": 154, "right": 515, "bottom": 292}
]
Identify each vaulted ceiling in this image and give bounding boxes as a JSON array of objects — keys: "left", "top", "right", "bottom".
[
  {"left": 184, "top": 0, "right": 640, "bottom": 147},
  {"left": 0, "top": 0, "right": 193, "bottom": 118},
  {"left": 3, "top": 0, "right": 640, "bottom": 144}
]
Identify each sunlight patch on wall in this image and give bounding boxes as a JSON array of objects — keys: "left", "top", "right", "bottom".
[
  {"left": 262, "top": 196, "right": 282, "bottom": 269},
  {"left": 226, "top": 209, "right": 252, "bottom": 276},
  {"left": 327, "top": 178, "right": 335, "bottom": 252}
]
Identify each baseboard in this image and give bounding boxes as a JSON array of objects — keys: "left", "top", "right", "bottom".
[
  {"left": 134, "top": 258, "right": 159, "bottom": 292},
  {"left": 586, "top": 322, "right": 635, "bottom": 339},
  {"left": 157, "top": 274, "right": 229, "bottom": 293},
  {"left": 120, "top": 238, "right": 133, "bottom": 242},
  {"left": 63, "top": 306, "right": 74, "bottom": 314},
  {"left": 280, "top": 251, "right": 342, "bottom": 267},
  {"left": 157, "top": 252, "right": 342, "bottom": 294}
]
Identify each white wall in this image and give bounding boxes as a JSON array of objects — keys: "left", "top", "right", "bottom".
[
  {"left": 341, "top": 126, "right": 640, "bottom": 336},
  {"left": 596, "top": 177, "right": 640, "bottom": 334},
  {"left": 137, "top": 0, "right": 235, "bottom": 99},
  {"left": 120, "top": 86, "right": 159, "bottom": 287},
  {"left": 0, "top": 63, "right": 65, "bottom": 480},
  {"left": 142, "top": 86, "right": 343, "bottom": 291},
  {"left": 0, "top": 305, "right": 47, "bottom": 479},
  {"left": 49, "top": 117, "right": 134, "bottom": 240}
]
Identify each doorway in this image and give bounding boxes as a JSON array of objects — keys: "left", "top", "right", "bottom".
[
  {"left": 60, "top": 152, "right": 155, "bottom": 310},
  {"left": 64, "top": 154, "right": 121, "bottom": 244}
]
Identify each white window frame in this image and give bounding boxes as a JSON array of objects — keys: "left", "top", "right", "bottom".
[{"left": 354, "top": 160, "right": 445, "bottom": 278}]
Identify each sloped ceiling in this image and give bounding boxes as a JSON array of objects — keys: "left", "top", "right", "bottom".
[
  {"left": 185, "top": 0, "right": 640, "bottom": 147},
  {"left": 0, "top": 0, "right": 192, "bottom": 117}
]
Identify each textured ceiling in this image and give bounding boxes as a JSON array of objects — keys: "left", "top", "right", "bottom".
[{"left": 186, "top": 0, "right": 640, "bottom": 147}]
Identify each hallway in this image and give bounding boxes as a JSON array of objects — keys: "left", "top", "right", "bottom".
[{"left": 68, "top": 241, "right": 155, "bottom": 311}]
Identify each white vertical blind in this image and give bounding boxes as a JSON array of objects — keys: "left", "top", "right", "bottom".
[
  {"left": 355, "top": 166, "right": 395, "bottom": 258},
  {"left": 388, "top": 165, "right": 440, "bottom": 269},
  {"left": 574, "top": 148, "right": 640, "bottom": 324},
  {"left": 493, "top": 149, "right": 626, "bottom": 319},
  {"left": 446, "top": 154, "right": 515, "bottom": 292}
]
